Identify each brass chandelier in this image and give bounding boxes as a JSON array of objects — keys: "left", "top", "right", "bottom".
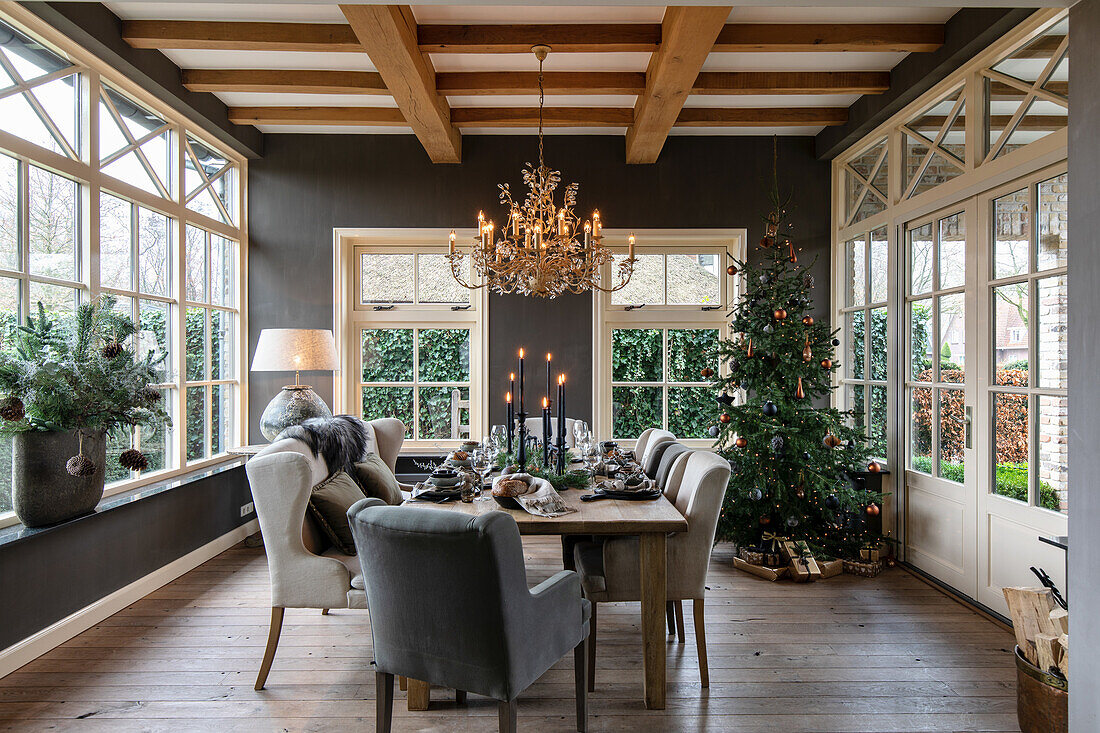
[{"left": 447, "top": 44, "right": 636, "bottom": 298}]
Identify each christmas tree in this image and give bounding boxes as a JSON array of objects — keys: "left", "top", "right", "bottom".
[{"left": 710, "top": 174, "right": 881, "bottom": 560}]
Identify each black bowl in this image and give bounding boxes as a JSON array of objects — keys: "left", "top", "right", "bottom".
[{"left": 493, "top": 495, "right": 522, "bottom": 510}]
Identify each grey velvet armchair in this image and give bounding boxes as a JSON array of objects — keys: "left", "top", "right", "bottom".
[{"left": 348, "top": 501, "right": 591, "bottom": 733}]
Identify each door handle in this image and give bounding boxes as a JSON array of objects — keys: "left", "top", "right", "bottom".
[{"left": 964, "top": 405, "right": 973, "bottom": 450}]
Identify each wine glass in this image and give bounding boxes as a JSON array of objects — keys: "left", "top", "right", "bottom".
[
  {"left": 472, "top": 449, "right": 494, "bottom": 501},
  {"left": 572, "top": 421, "right": 590, "bottom": 450},
  {"left": 583, "top": 442, "right": 600, "bottom": 475},
  {"left": 490, "top": 424, "right": 508, "bottom": 457}
]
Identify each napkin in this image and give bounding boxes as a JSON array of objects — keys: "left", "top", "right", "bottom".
[{"left": 492, "top": 473, "right": 577, "bottom": 517}]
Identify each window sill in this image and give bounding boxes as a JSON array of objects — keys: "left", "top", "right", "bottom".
[{"left": 0, "top": 456, "right": 245, "bottom": 547}]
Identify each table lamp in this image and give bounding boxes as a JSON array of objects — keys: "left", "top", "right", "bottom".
[{"left": 251, "top": 328, "right": 340, "bottom": 441}]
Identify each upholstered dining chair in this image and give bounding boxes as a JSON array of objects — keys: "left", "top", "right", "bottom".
[
  {"left": 245, "top": 417, "right": 407, "bottom": 691},
  {"left": 573, "top": 450, "right": 731, "bottom": 689},
  {"left": 348, "top": 501, "right": 591, "bottom": 733},
  {"left": 640, "top": 429, "right": 676, "bottom": 477}
]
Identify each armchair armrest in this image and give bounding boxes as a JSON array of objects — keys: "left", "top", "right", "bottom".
[{"left": 525, "top": 570, "right": 587, "bottom": 639}]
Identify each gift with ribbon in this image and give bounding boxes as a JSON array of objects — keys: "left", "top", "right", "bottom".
[{"left": 780, "top": 539, "right": 822, "bottom": 582}]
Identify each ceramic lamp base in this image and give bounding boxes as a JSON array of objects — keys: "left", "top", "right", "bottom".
[{"left": 259, "top": 384, "right": 333, "bottom": 441}]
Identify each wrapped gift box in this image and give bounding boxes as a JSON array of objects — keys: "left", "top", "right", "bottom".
[
  {"left": 818, "top": 558, "right": 844, "bottom": 579},
  {"left": 733, "top": 556, "right": 788, "bottom": 581},
  {"left": 843, "top": 558, "right": 884, "bottom": 578}
]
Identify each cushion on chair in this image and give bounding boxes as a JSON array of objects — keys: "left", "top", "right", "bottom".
[
  {"left": 322, "top": 547, "right": 365, "bottom": 590},
  {"left": 308, "top": 471, "right": 367, "bottom": 555},
  {"left": 643, "top": 440, "right": 674, "bottom": 479},
  {"left": 353, "top": 453, "right": 404, "bottom": 505},
  {"left": 655, "top": 443, "right": 690, "bottom": 490}
]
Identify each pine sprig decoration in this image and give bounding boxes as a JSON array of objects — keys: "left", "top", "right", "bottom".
[
  {"left": 0, "top": 295, "right": 170, "bottom": 438},
  {"left": 710, "top": 148, "right": 881, "bottom": 559}
]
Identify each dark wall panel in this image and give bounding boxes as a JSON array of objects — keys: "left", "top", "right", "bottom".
[
  {"left": 247, "top": 134, "right": 831, "bottom": 442},
  {"left": 0, "top": 466, "right": 252, "bottom": 649},
  {"left": 1068, "top": 0, "right": 1099, "bottom": 727}
]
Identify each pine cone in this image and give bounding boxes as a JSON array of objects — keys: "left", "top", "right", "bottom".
[
  {"left": 119, "top": 448, "right": 149, "bottom": 471},
  {"left": 0, "top": 396, "right": 25, "bottom": 422},
  {"left": 141, "top": 387, "right": 162, "bottom": 405},
  {"left": 101, "top": 341, "right": 124, "bottom": 358},
  {"left": 66, "top": 454, "right": 96, "bottom": 477}
]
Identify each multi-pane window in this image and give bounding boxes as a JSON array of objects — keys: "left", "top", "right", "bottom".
[
  {"left": 840, "top": 226, "right": 889, "bottom": 460},
  {"left": 0, "top": 16, "right": 244, "bottom": 522},
  {"left": 611, "top": 327, "right": 719, "bottom": 440},
  {"left": 600, "top": 240, "right": 737, "bottom": 445},
  {"left": 841, "top": 137, "right": 888, "bottom": 227},
  {"left": 988, "top": 173, "right": 1067, "bottom": 512},
  {"left": 351, "top": 245, "right": 480, "bottom": 445}
]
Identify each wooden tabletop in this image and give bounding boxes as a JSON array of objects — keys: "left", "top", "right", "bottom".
[{"left": 404, "top": 488, "right": 688, "bottom": 535}]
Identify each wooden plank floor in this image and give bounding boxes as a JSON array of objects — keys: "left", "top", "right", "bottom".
[{"left": 0, "top": 538, "right": 1020, "bottom": 732}]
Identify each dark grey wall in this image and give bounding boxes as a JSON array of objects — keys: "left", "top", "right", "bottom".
[
  {"left": 0, "top": 466, "right": 252, "bottom": 649},
  {"left": 1068, "top": 1, "right": 1097, "bottom": 727},
  {"left": 247, "top": 134, "right": 831, "bottom": 441},
  {"left": 815, "top": 7, "right": 1034, "bottom": 160}
]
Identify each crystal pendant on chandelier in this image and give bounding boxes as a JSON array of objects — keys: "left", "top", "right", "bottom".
[{"left": 446, "top": 45, "right": 636, "bottom": 298}]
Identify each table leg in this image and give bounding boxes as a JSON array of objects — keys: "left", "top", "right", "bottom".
[
  {"left": 638, "top": 531, "right": 666, "bottom": 710},
  {"left": 407, "top": 679, "right": 430, "bottom": 710}
]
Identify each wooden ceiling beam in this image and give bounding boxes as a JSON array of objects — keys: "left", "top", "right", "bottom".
[
  {"left": 122, "top": 20, "right": 360, "bottom": 51},
  {"left": 676, "top": 107, "right": 847, "bottom": 126},
  {"left": 436, "top": 71, "right": 647, "bottom": 96},
  {"left": 339, "top": 4, "right": 461, "bottom": 163},
  {"left": 626, "top": 6, "right": 732, "bottom": 164},
  {"left": 418, "top": 23, "right": 662, "bottom": 53},
  {"left": 183, "top": 69, "right": 388, "bottom": 95},
  {"left": 228, "top": 106, "right": 845, "bottom": 128},
  {"left": 693, "top": 71, "right": 890, "bottom": 95},
  {"left": 713, "top": 23, "right": 943, "bottom": 53},
  {"left": 228, "top": 106, "right": 406, "bottom": 126}
]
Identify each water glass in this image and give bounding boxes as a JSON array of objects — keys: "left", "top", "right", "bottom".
[
  {"left": 472, "top": 449, "right": 494, "bottom": 501},
  {"left": 572, "top": 420, "right": 590, "bottom": 447},
  {"left": 490, "top": 424, "right": 508, "bottom": 455}
]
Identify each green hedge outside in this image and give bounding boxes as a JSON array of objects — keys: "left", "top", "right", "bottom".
[{"left": 910, "top": 455, "right": 1060, "bottom": 510}]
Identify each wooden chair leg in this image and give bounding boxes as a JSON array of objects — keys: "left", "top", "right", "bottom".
[
  {"left": 497, "top": 699, "right": 518, "bottom": 733},
  {"left": 587, "top": 602, "right": 597, "bottom": 692},
  {"left": 407, "top": 679, "right": 430, "bottom": 711},
  {"left": 398, "top": 675, "right": 408, "bottom": 691},
  {"left": 665, "top": 601, "right": 675, "bottom": 635},
  {"left": 574, "top": 639, "right": 588, "bottom": 732},
  {"left": 254, "top": 607, "right": 285, "bottom": 690},
  {"left": 693, "top": 597, "right": 709, "bottom": 688},
  {"left": 456, "top": 689, "right": 467, "bottom": 705},
  {"left": 321, "top": 608, "right": 329, "bottom": 615},
  {"left": 375, "top": 671, "right": 394, "bottom": 733},
  {"left": 674, "top": 600, "right": 685, "bottom": 643}
]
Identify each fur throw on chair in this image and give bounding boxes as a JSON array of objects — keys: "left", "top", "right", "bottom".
[{"left": 277, "top": 415, "right": 373, "bottom": 478}]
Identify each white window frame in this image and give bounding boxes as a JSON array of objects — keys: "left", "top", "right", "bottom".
[
  {"left": 333, "top": 228, "right": 488, "bottom": 452},
  {"left": 593, "top": 229, "right": 745, "bottom": 449},
  {"left": 0, "top": 5, "right": 248, "bottom": 528}
]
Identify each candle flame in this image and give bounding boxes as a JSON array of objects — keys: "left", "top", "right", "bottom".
[
  {"left": 543, "top": 397, "right": 548, "bottom": 408},
  {"left": 558, "top": 374, "right": 564, "bottom": 385},
  {"left": 519, "top": 348, "right": 525, "bottom": 358},
  {"left": 509, "top": 372, "right": 515, "bottom": 381},
  {"left": 506, "top": 392, "right": 512, "bottom": 403},
  {"left": 546, "top": 352, "right": 551, "bottom": 361}
]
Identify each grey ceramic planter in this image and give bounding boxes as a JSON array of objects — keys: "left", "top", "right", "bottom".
[{"left": 12, "top": 429, "right": 107, "bottom": 527}]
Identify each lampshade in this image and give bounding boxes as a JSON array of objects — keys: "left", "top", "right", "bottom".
[{"left": 250, "top": 329, "right": 339, "bottom": 373}]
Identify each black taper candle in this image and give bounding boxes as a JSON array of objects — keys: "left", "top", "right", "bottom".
[{"left": 506, "top": 392, "right": 514, "bottom": 455}]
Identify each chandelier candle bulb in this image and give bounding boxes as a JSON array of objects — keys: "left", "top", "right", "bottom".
[
  {"left": 584, "top": 221, "right": 591, "bottom": 248},
  {"left": 593, "top": 210, "right": 601, "bottom": 237},
  {"left": 449, "top": 230, "right": 456, "bottom": 255},
  {"left": 628, "top": 233, "right": 636, "bottom": 259}
]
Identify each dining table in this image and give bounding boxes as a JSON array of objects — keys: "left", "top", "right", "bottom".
[{"left": 401, "top": 484, "right": 688, "bottom": 711}]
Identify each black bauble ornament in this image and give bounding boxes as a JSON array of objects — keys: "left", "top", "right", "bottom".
[
  {"left": 708, "top": 425, "right": 720, "bottom": 438},
  {"left": 802, "top": 451, "right": 812, "bottom": 461},
  {"left": 786, "top": 516, "right": 799, "bottom": 528},
  {"left": 759, "top": 274, "right": 769, "bottom": 284},
  {"left": 740, "top": 380, "right": 749, "bottom": 391},
  {"left": 825, "top": 494, "right": 840, "bottom": 510},
  {"left": 762, "top": 401, "right": 778, "bottom": 417},
  {"left": 763, "top": 324, "right": 774, "bottom": 334},
  {"left": 832, "top": 338, "right": 841, "bottom": 347},
  {"left": 749, "top": 488, "right": 763, "bottom": 501}
]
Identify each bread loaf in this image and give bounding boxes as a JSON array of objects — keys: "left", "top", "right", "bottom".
[{"left": 493, "top": 478, "right": 528, "bottom": 498}]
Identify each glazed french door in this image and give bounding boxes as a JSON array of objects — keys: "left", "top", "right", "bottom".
[
  {"left": 903, "top": 204, "right": 978, "bottom": 598},
  {"left": 901, "top": 167, "right": 1069, "bottom": 616}
]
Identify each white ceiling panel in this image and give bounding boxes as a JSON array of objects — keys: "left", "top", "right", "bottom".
[
  {"left": 161, "top": 49, "right": 376, "bottom": 72},
  {"left": 105, "top": 2, "right": 346, "bottom": 21},
  {"left": 458, "top": 127, "right": 628, "bottom": 136},
  {"left": 445, "top": 94, "right": 638, "bottom": 108},
  {"left": 702, "top": 51, "right": 907, "bottom": 72},
  {"left": 725, "top": 7, "right": 959, "bottom": 23},
  {"left": 411, "top": 5, "right": 664, "bottom": 24},
  {"left": 682, "top": 94, "right": 861, "bottom": 108},
  {"left": 214, "top": 92, "right": 399, "bottom": 107},
  {"left": 255, "top": 125, "right": 416, "bottom": 134},
  {"left": 429, "top": 53, "right": 653, "bottom": 73}
]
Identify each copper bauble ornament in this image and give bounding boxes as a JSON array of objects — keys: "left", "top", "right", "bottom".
[
  {"left": 866, "top": 503, "right": 881, "bottom": 517},
  {"left": 759, "top": 236, "right": 774, "bottom": 248},
  {"left": 746, "top": 338, "right": 754, "bottom": 358},
  {"left": 700, "top": 367, "right": 714, "bottom": 378},
  {"left": 821, "top": 358, "right": 833, "bottom": 370},
  {"left": 802, "top": 316, "right": 814, "bottom": 326},
  {"left": 867, "top": 461, "right": 881, "bottom": 473},
  {"left": 796, "top": 488, "right": 805, "bottom": 499},
  {"left": 734, "top": 436, "right": 748, "bottom": 448},
  {"left": 773, "top": 308, "right": 787, "bottom": 320},
  {"left": 823, "top": 433, "right": 841, "bottom": 448},
  {"left": 795, "top": 377, "right": 805, "bottom": 400},
  {"left": 803, "top": 344, "right": 813, "bottom": 362},
  {"left": 719, "top": 412, "right": 731, "bottom": 424},
  {"left": 759, "top": 515, "right": 771, "bottom": 525},
  {"left": 726, "top": 264, "right": 738, "bottom": 276}
]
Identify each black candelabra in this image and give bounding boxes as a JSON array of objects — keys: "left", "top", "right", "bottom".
[{"left": 516, "top": 409, "right": 528, "bottom": 469}]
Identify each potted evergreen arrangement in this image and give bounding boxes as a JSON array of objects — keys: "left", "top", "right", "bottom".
[{"left": 0, "top": 296, "right": 169, "bottom": 527}]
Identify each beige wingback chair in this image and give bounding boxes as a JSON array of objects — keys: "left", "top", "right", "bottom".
[
  {"left": 574, "top": 450, "right": 731, "bottom": 688},
  {"left": 245, "top": 417, "right": 407, "bottom": 690}
]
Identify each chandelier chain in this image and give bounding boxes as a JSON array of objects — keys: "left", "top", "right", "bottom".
[{"left": 537, "top": 55, "right": 545, "bottom": 171}]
